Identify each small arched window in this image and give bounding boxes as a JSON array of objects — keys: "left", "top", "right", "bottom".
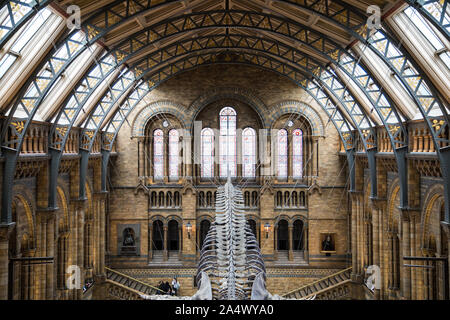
[
  {"left": 300, "top": 191, "right": 306, "bottom": 207},
  {"left": 174, "top": 192, "right": 180, "bottom": 207},
  {"left": 292, "top": 192, "right": 298, "bottom": 207},
  {"left": 277, "top": 129, "right": 288, "bottom": 179},
  {"left": 284, "top": 191, "right": 290, "bottom": 207},
  {"left": 293, "top": 129, "right": 303, "bottom": 179},
  {"left": 251, "top": 191, "right": 258, "bottom": 207},
  {"left": 206, "top": 191, "right": 212, "bottom": 207},
  {"left": 219, "top": 107, "right": 237, "bottom": 178},
  {"left": 158, "top": 191, "right": 164, "bottom": 208},
  {"left": 244, "top": 191, "right": 250, "bottom": 207},
  {"left": 276, "top": 191, "right": 282, "bottom": 207},
  {"left": 198, "top": 192, "right": 205, "bottom": 207},
  {"left": 169, "top": 129, "right": 179, "bottom": 181},
  {"left": 242, "top": 127, "right": 256, "bottom": 178},
  {"left": 153, "top": 129, "right": 164, "bottom": 180},
  {"left": 201, "top": 128, "right": 214, "bottom": 178},
  {"left": 151, "top": 192, "right": 157, "bottom": 207},
  {"left": 167, "top": 192, "right": 173, "bottom": 208}
]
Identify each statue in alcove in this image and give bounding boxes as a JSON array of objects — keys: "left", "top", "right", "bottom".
[
  {"left": 123, "top": 228, "right": 135, "bottom": 246},
  {"left": 322, "top": 234, "right": 334, "bottom": 251}
]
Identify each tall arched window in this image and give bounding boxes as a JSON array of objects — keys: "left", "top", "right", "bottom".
[
  {"left": 201, "top": 128, "right": 214, "bottom": 178},
  {"left": 242, "top": 127, "right": 256, "bottom": 178},
  {"left": 169, "top": 129, "right": 179, "bottom": 180},
  {"left": 153, "top": 129, "right": 164, "bottom": 180},
  {"left": 219, "top": 107, "right": 237, "bottom": 178},
  {"left": 292, "top": 129, "right": 303, "bottom": 179},
  {"left": 277, "top": 129, "right": 288, "bottom": 179}
]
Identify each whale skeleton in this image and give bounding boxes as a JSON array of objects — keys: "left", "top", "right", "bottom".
[{"left": 140, "top": 175, "right": 314, "bottom": 300}]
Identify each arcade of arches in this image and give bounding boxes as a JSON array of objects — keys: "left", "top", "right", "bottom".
[{"left": 0, "top": 0, "right": 449, "bottom": 300}]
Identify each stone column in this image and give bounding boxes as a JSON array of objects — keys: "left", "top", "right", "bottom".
[
  {"left": 416, "top": 222, "right": 425, "bottom": 299},
  {"left": 100, "top": 199, "right": 106, "bottom": 272},
  {"left": 401, "top": 210, "right": 411, "bottom": 299},
  {"left": 371, "top": 203, "right": 380, "bottom": 299},
  {"left": 178, "top": 225, "right": 182, "bottom": 260},
  {"left": 34, "top": 213, "right": 43, "bottom": 299},
  {"left": 358, "top": 194, "right": 364, "bottom": 274},
  {"left": 351, "top": 194, "right": 358, "bottom": 279},
  {"left": 148, "top": 224, "right": 153, "bottom": 261},
  {"left": 0, "top": 223, "right": 15, "bottom": 300},
  {"left": 388, "top": 232, "right": 394, "bottom": 290},
  {"left": 93, "top": 201, "right": 100, "bottom": 275},
  {"left": 303, "top": 225, "right": 309, "bottom": 262},
  {"left": 163, "top": 225, "right": 168, "bottom": 261},
  {"left": 288, "top": 225, "right": 293, "bottom": 261},
  {"left": 363, "top": 220, "right": 369, "bottom": 268},
  {"left": 441, "top": 222, "right": 450, "bottom": 299},
  {"left": 393, "top": 234, "right": 399, "bottom": 293},
  {"left": 46, "top": 213, "right": 55, "bottom": 299},
  {"left": 274, "top": 224, "right": 278, "bottom": 261},
  {"left": 77, "top": 206, "right": 85, "bottom": 300},
  {"left": 410, "top": 213, "right": 417, "bottom": 299},
  {"left": 40, "top": 214, "right": 47, "bottom": 300}
]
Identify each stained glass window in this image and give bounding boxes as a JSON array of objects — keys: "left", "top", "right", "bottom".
[
  {"left": 242, "top": 127, "right": 256, "bottom": 178},
  {"left": 293, "top": 129, "right": 303, "bottom": 179},
  {"left": 277, "top": 129, "right": 288, "bottom": 179},
  {"left": 219, "top": 107, "right": 236, "bottom": 177},
  {"left": 201, "top": 128, "right": 214, "bottom": 178},
  {"left": 153, "top": 129, "right": 164, "bottom": 180},
  {"left": 169, "top": 129, "right": 179, "bottom": 180}
]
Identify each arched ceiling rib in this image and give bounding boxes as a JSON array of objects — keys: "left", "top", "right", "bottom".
[
  {"left": 100, "top": 50, "right": 357, "bottom": 152},
  {"left": 0, "top": 0, "right": 446, "bottom": 154}
]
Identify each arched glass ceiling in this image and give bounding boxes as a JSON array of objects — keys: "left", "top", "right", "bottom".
[{"left": 0, "top": 0, "right": 448, "bottom": 149}]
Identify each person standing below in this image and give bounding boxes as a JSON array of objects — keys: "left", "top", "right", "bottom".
[
  {"left": 164, "top": 281, "right": 172, "bottom": 295},
  {"left": 172, "top": 277, "right": 180, "bottom": 296}
]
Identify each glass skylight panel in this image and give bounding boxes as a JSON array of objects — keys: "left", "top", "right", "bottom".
[
  {"left": 404, "top": 7, "right": 444, "bottom": 50},
  {"left": 438, "top": 50, "right": 450, "bottom": 69},
  {"left": 10, "top": 8, "right": 51, "bottom": 53},
  {"left": 0, "top": 53, "right": 16, "bottom": 78}
]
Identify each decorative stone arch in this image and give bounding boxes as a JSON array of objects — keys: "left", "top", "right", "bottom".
[
  {"left": 197, "top": 214, "right": 214, "bottom": 223},
  {"left": 85, "top": 182, "right": 93, "bottom": 220},
  {"left": 131, "top": 100, "right": 189, "bottom": 137},
  {"left": 387, "top": 180, "right": 401, "bottom": 233},
  {"left": 197, "top": 215, "right": 213, "bottom": 249},
  {"left": 11, "top": 193, "right": 35, "bottom": 248},
  {"left": 149, "top": 215, "right": 166, "bottom": 225},
  {"left": 56, "top": 186, "right": 69, "bottom": 232},
  {"left": 268, "top": 101, "right": 325, "bottom": 137},
  {"left": 181, "top": 183, "right": 196, "bottom": 196},
  {"left": 292, "top": 215, "right": 308, "bottom": 227},
  {"left": 166, "top": 214, "right": 183, "bottom": 224},
  {"left": 246, "top": 214, "right": 260, "bottom": 222},
  {"left": 421, "top": 183, "right": 445, "bottom": 250},
  {"left": 188, "top": 87, "right": 270, "bottom": 130},
  {"left": 275, "top": 215, "right": 291, "bottom": 226}
]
